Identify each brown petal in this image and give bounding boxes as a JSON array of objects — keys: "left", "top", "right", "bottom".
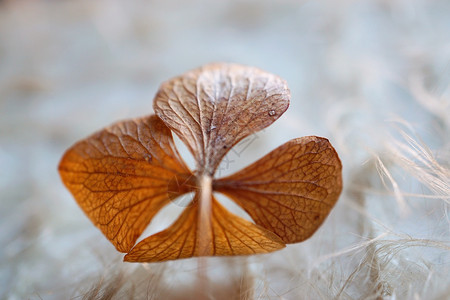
[
  {"left": 153, "top": 63, "right": 290, "bottom": 175},
  {"left": 58, "top": 115, "right": 193, "bottom": 252},
  {"left": 214, "top": 136, "right": 342, "bottom": 244},
  {"left": 124, "top": 195, "right": 285, "bottom": 262}
]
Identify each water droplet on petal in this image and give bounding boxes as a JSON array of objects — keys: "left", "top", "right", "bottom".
[
  {"left": 207, "top": 125, "right": 217, "bottom": 133},
  {"left": 268, "top": 110, "right": 276, "bottom": 116},
  {"left": 215, "top": 136, "right": 226, "bottom": 145}
]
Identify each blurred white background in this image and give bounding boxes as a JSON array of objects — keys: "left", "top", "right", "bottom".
[{"left": 1, "top": 0, "right": 449, "bottom": 299}]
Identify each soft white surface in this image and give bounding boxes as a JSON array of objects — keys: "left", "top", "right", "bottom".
[{"left": 1, "top": 0, "right": 449, "bottom": 299}]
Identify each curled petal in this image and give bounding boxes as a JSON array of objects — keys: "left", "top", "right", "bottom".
[
  {"left": 124, "top": 195, "right": 285, "bottom": 262},
  {"left": 153, "top": 63, "right": 290, "bottom": 175},
  {"left": 58, "top": 115, "right": 193, "bottom": 252},
  {"left": 215, "top": 136, "right": 342, "bottom": 243}
]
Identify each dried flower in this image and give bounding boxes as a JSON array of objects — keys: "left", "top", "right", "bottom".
[{"left": 58, "top": 63, "right": 342, "bottom": 262}]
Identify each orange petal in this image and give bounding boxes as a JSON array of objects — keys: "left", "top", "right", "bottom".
[
  {"left": 153, "top": 63, "right": 290, "bottom": 175},
  {"left": 124, "top": 196, "right": 285, "bottom": 262},
  {"left": 215, "top": 136, "right": 343, "bottom": 244},
  {"left": 58, "top": 115, "right": 193, "bottom": 252}
]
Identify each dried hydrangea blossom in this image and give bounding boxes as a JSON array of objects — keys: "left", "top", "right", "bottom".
[{"left": 58, "top": 63, "right": 343, "bottom": 262}]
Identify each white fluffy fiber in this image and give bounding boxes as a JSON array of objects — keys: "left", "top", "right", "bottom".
[{"left": 1, "top": 0, "right": 449, "bottom": 299}]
